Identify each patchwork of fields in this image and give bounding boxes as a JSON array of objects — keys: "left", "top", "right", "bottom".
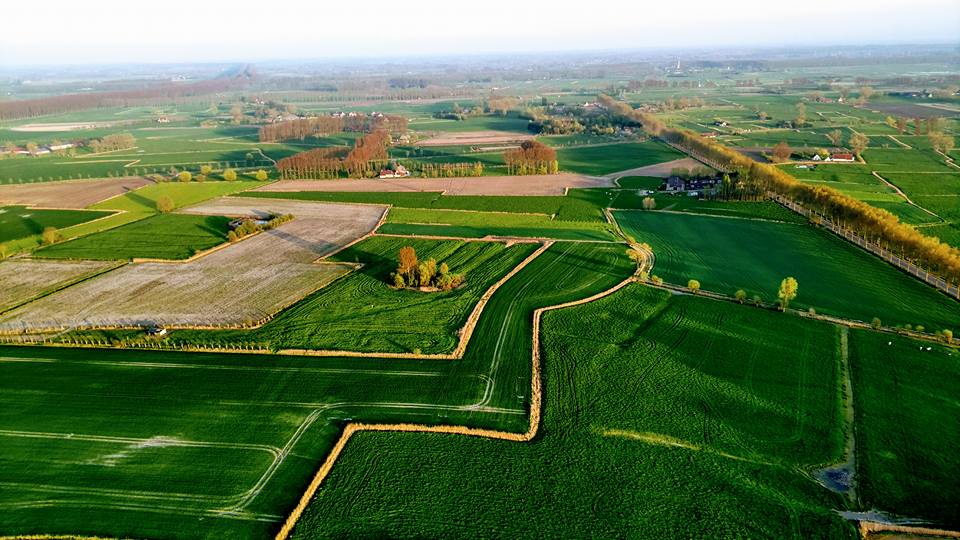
[
  {"left": 0, "top": 199, "right": 383, "bottom": 330},
  {"left": 614, "top": 210, "right": 960, "bottom": 329}
]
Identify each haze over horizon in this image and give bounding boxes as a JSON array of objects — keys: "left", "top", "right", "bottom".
[{"left": 1, "top": 0, "right": 958, "bottom": 66}]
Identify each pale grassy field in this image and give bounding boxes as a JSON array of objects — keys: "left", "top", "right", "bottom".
[
  {"left": 1, "top": 199, "right": 385, "bottom": 330},
  {"left": 0, "top": 259, "right": 117, "bottom": 312},
  {"left": 255, "top": 173, "right": 614, "bottom": 196}
]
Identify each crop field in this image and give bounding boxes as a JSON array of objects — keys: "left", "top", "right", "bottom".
[
  {"left": 35, "top": 214, "right": 232, "bottom": 261},
  {"left": 848, "top": 330, "right": 960, "bottom": 528},
  {"left": 170, "top": 237, "right": 538, "bottom": 354},
  {"left": 614, "top": 210, "right": 960, "bottom": 329},
  {"left": 0, "top": 125, "right": 313, "bottom": 183},
  {"left": 0, "top": 199, "right": 383, "bottom": 331},
  {"left": 614, "top": 175, "right": 663, "bottom": 189},
  {"left": 288, "top": 285, "right": 855, "bottom": 539},
  {"left": 381, "top": 207, "right": 617, "bottom": 241},
  {"left": 611, "top": 194, "right": 806, "bottom": 223},
  {"left": 253, "top": 173, "right": 613, "bottom": 196},
  {"left": 247, "top": 188, "right": 614, "bottom": 222},
  {"left": 0, "top": 241, "right": 634, "bottom": 539},
  {"left": 0, "top": 259, "right": 117, "bottom": 312},
  {"left": 553, "top": 140, "right": 684, "bottom": 176},
  {"left": 408, "top": 114, "right": 531, "bottom": 133},
  {"left": 0, "top": 177, "right": 152, "bottom": 208},
  {"left": 415, "top": 130, "right": 533, "bottom": 146},
  {"left": 0, "top": 205, "right": 113, "bottom": 243}
]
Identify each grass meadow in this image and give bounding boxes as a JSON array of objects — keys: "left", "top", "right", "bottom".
[{"left": 614, "top": 210, "right": 960, "bottom": 330}]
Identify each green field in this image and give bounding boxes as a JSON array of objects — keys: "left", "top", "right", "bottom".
[
  {"left": 0, "top": 241, "right": 634, "bottom": 538},
  {"left": 289, "top": 285, "right": 855, "bottom": 539},
  {"left": 611, "top": 193, "right": 806, "bottom": 223},
  {"left": 849, "top": 330, "right": 960, "bottom": 528},
  {"left": 0, "top": 205, "right": 113, "bottom": 243},
  {"left": 614, "top": 210, "right": 960, "bottom": 329},
  {"left": 170, "top": 237, "right": 539, "bottom": 354},
  {"left": 245, "top": 188, "right": 614, "bottom": 222},
  {"left": 382, "top": 207, "right": 617, "bottom": 241},
  {"left": 615, "top": 175, "right": 664, "bottom": 189},
  {"left": 35, "top": 213, "right": 231, "bottom": 260},
  {"left": 554, "top": 140, "right": 683, "bottom": 175}
]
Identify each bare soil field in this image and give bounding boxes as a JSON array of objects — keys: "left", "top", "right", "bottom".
[
  {"left": 256, "top": 173, "right": 614, "bottom": 196},
  {"left": 0, "top": 199, "right": 385, "bottom": 330},
  {"left": 416, "top": 130, "right": 534, "bottom": 147},
  {"left": 860, "top": 103, "right": 958, "bottom": 119},
  {"left": 0, "top": 177, "right": 152, "bottom": 208},
  {"left": 9, "top": 121, "right": 129, "bottom": 132},
  {"left": 0, "top": 259, "right": 117, "bottom": 313},
  {"left": 606, "top": 157, "right": 707, "bottom": 179}
]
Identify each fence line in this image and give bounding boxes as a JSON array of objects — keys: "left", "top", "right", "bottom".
[{"left": 769, "top": 192, "right": 960, "bottom": 300}]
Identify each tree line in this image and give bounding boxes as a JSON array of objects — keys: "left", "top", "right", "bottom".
[
  {"left": 504, "top": 140, "right": 559, "bottom": 175},
  {"left": 276, "top": 130, "right": 392, "bottom": 179},
  {"left": 258, "top": 114, "right": 407, "bottom": 142},
  {"left": 0, "top": 70, "right": 252, "bottom": 121},
  {"left": 598, "top": 94, "right": 960, "bottom": 283},
  {"left": 418, "top": 162, "right": 484, "bottom": 178}
]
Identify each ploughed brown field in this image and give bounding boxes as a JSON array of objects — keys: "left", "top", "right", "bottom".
[
  {"left": 0, "top": 198, "right": 385, "bottom": 331},
  {"left": 0, "top": 177, "right": 153, "bottom": 208},
  {"left": 255, "top": 173, "right": 614, "bottom": 196}
]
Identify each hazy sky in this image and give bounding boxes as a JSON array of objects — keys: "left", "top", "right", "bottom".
[{"left": 1, "top": 0, "right": 958, "bottom": 65}]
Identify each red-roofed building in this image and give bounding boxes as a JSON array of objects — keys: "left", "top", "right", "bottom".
[
  {"left": 828, "top": 153, "right": 855, "bottom": 162},
  {"left": 701, "top": 131, "right": 718, "bottom": 138}
]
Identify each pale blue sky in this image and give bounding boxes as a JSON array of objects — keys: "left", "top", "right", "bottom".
[{"left": 1, "top": 0, "right": 958, "bottom": 65}]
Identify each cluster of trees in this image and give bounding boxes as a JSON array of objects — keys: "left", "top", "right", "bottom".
[
  {"left": 391, "top": 246, "right": 465, "bottom": 291},
  {"left": 258, "top": 114, "right": 407, "bottom": 142},
  {"left": 0, "top": 69, "right": 252, "bottom": 121},
  {"left": 487, "top": 96, "right": 519, "bottom": 116},
  {"left": 227, "top": 213, "right": 294, "bottom": 242},
  {"left": 88, "top": 133, "right": 136, "bottom": 153},
  {"left": 276, "top": 147, "right": 350, "bottom": 179},
  {"left": 432, "top": 102, "right": 484, "bottom": 121},
  {"left": 276, "top": 130, "right": 393, "bottom": 179},
  {"left": 504, "top": 140, "right": 559, "bottom": 175},
  {"left": 929, "top": 131, "right": 955, "bottom": 154},
  {"left": 419, "top": 162, "right": 483, "bottom": 178},
  {"left": 527, "top": 116, "right": 585, "bottom": 135}
]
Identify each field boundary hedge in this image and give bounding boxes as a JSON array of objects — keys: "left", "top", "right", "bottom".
[{"left": 273, "top": 251, "right": 650, "bottom": 540}]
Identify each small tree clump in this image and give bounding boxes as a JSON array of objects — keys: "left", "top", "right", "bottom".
[
  {"left": 735, "top": 289, "right": 746, "bottom": 304},
  {"left": 651, "top": 275, "right": 663, "bottom": 285},
  {"left": 642, "top": 197, "right": 656, "bottom": 210},
  {"left": 687, "top": 279, "right": 701, "bottom": 293},
  {"left": 177, "top": 171, "right": 192, "bottom": 183},
  {"left": 200, "top": 164, "right": 213, "bottom": 175},
  {"left": 942, "top": 329, "right": 954, "bottom": 343},
  {"left": 777, "top": 277, "right": 799, "bottom": 311},
  {"left": 255, "top": 169, "right": 269, "bottom": 181},
  {"left": 41, "top": 227, "right": 60, "bottom": 245},
  {"left": 156, "top": 195, "right": 175, "bottom": 213},
  {"left": 392, "top": 246, "right": 463, "bottom": 291},
  {"left": 871, "top": 317, "right": 882, "bottom": 329},
  {"left": 223, "top": 169, "right": 238, "bottom": 182}
]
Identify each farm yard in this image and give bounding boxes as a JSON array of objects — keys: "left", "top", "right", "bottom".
[{"left": 0, "top": 48, "right": 959, "bottom": 540}]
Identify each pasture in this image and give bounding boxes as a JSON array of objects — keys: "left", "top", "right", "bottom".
[
  {"left": 0, "top": 241, "right": 634, "bottom": 538},
  {"left": 35, "top": 214, "right": 232, "bottom": 261},
  {"left": 553, "top": 140, "right": 683, "bottom": 176},
  {"left": 381, "top": 207, "right": 617, "bottom": 241},
  {"left": 614, "top": 210, "right": 960, "bottom": 329},
  {"left": 1, "top": 199, "right": 383, "bottom": 331},
  {"left": 848, "top": 330, "right": 960, "bottom": 528},
  {"left": 171, "top": 237, "right": 539, "bottom": 354},
  {"left": 288, "top": 285, "right": 856, "bottom": 539},
  {"left": 0, "top": 205, "right": 113, "bottom": 244}
]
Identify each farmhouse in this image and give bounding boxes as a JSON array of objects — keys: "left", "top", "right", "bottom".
[
  {"left": 665, "top": 175, "right": 720, "bottom": 192},
  {"left": 828, "top": 153, "right": 855, "bottom": 162},
  {"left": 701, "top": 131, "right": 718, "bottom": 138},
  {"left": 379, "top": 164, "right": 411, "bottom": 179},
  {"left": 48, "top": 143, "right": 75, "bottom": 151}
]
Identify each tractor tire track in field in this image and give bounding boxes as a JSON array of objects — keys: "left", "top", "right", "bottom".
[
  {"left": 273, "top": 245, "right": 649, "bottom": 540},
  {"left": 813, "top": 326, "right": 858, "bottom": 504}
]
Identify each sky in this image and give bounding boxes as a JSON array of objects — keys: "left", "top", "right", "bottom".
[{"left": 1, "top": 0, "right": 958, "bottom": 65}]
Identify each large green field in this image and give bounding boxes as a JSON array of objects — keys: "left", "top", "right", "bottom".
[
  {"left": 0, "top": 241, "right": 634, "bottom": 539},
  {"left": 169, "top": 237, "right": 540, "bottom": 354},
  {"left": 380, "top": 207, "right": 617, "bottom": 241},
  {"left": 35, "top": 213, "right": 231, "bottom": 260},
  {"left": 614, "top": 210, "right": 960, "bottom": 330},
  {"left": 288, "top": 285, "right": 856, "bottom": 539},
  {"left": 0, "top": 205, "right": 113, "bottom": 244},
  {"left": 553, "top": 140, "right": 683, "bottom": 175},
  {"left": 849, "top": 330, "right": 960, "bottom": 528}
]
